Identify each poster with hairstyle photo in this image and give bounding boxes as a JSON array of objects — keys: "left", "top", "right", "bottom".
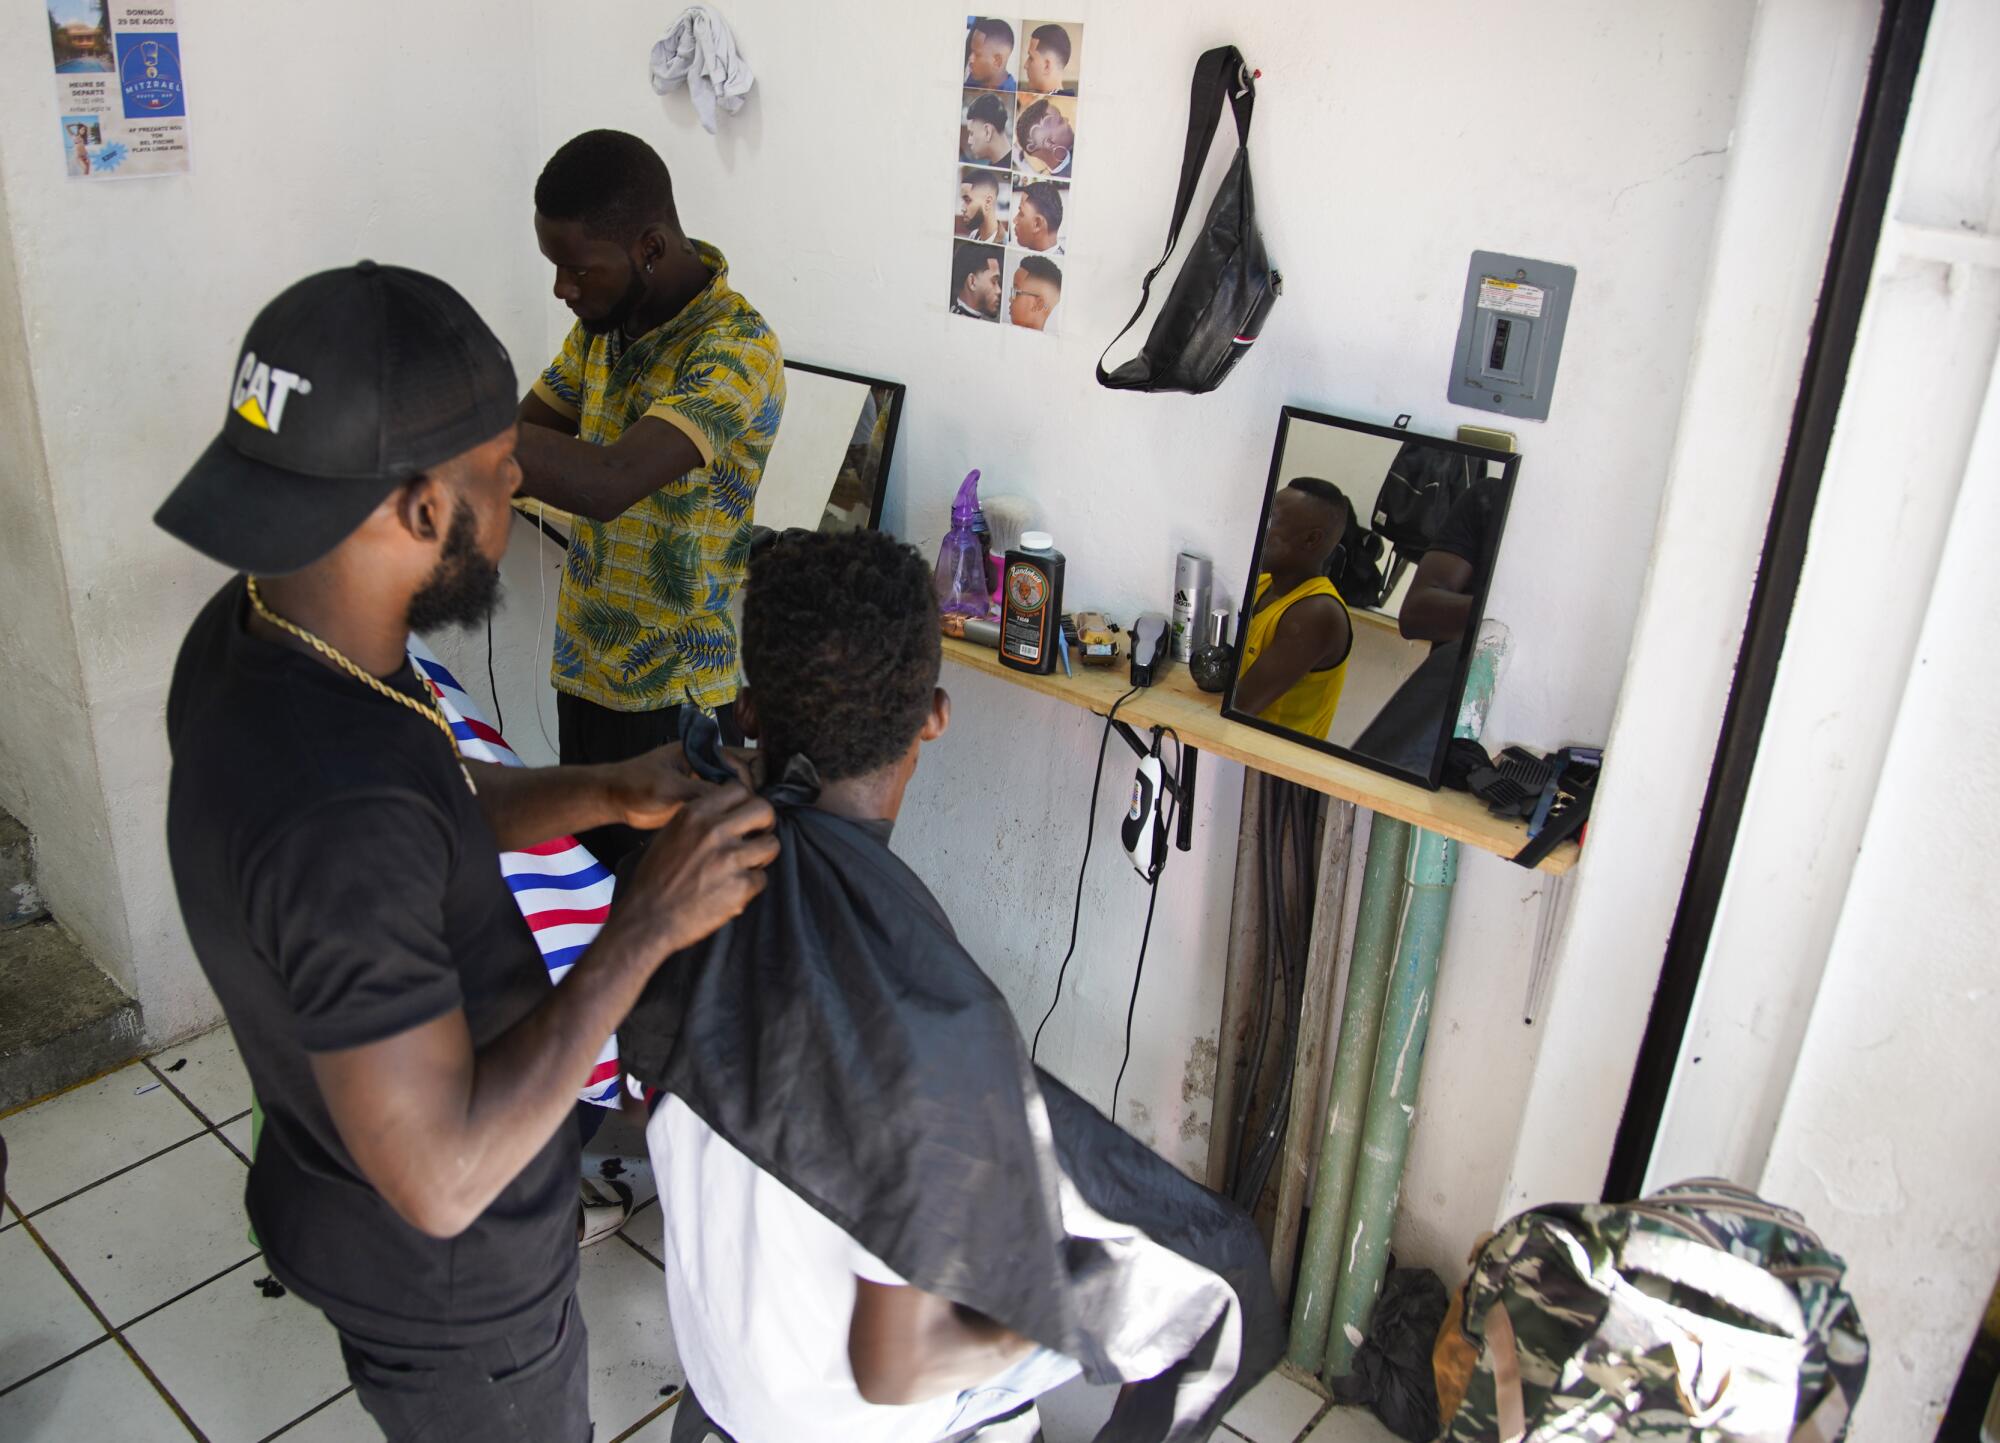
[
  {"left": 1013, "top": 92, "right": 1076, "bottom": 179},
  {"left": 963, "top": 16, "right": 1018, "bottom": 91},
  {"left": 959, "top": 88, "right": 1017, "bottom": 169},
  {"left": 1007, "top": 251, "right": 1063, "bottom": 336},
  {"left": 949, "top": 239, "right": 1006, "bottom": 323},
  {"left": 1010, "top": 178, "right": 1068, "bottom": 257},
  {"left": 1020, "top": 21, "right": 1082, "bottom": 96},
  {"left": 954, "top": 167, "right": 1013, "bottom": 246}
]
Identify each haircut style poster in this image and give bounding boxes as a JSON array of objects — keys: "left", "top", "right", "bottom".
[
  {"left": 46, "top": 0, "right": 191, "bottom": 179},
  {"left": 951, "top": 17, "right": 1080, "bottom": 337}
]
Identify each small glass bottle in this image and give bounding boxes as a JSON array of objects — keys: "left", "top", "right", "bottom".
[{"left": 1191, "top": 605, "right": 1236, "bottom": 693}]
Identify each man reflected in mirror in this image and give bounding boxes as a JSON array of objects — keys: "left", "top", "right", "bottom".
[
  {"left": 1396, "top": 477, "right": 1503, "bottom": 643},
  {"left": 1235, "top": 478, "right": 1354, "bottom": 738},
  {"left": 1353, "top": 474, "right": 1507, "bottom": 774}
]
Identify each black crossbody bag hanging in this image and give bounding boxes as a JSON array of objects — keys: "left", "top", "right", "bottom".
[{"left": 1097, "top": 46, "right": 1280, "bottom": 395}]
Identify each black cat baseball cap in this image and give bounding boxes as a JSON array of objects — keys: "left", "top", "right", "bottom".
[{"left": 155, "top": 261, "right": 518, "bottom": 574}]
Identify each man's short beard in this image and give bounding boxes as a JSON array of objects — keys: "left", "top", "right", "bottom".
[
  {"left": 577, "top": 258, "right": 648, "bottom": 337},
  {"left": 407, "top": 498, "right": 502, "bottom": 634}
]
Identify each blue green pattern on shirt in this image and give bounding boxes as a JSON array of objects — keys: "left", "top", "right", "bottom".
[{"left": 532, "top": 243, "right": 784, "bottom": 711}]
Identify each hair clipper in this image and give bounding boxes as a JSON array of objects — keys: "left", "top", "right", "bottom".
[
  {"left": 1129, "top": 612, "right": 1168, "bottom": 687},
  {"left": 1121, "top": 748, "right": 1169, "bottom": 880}
]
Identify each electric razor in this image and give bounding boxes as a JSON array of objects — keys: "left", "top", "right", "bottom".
[
  {"left": 1130, "top": 612, "right": 1169, "bottom": 687},
  {"left": 1122, "top": 749, "right": 1168, "bottom": 879}
]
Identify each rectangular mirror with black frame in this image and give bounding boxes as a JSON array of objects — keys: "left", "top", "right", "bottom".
[
  {"left": 1222, "top": 406, "right": 1518, "bottom": 789},
  {"left": 752, "top": 360, "right": 905, "bottom": 535},
  {"left": 519, "top": 358, "right": 905, "bottom": 546}
]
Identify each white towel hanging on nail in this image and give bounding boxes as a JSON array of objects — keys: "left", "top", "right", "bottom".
[{"left": 650, "top": 6, "right": 754, "bottom": 135}]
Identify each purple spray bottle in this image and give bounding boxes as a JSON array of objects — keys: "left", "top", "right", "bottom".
[{"left": 934, "top": 470, "right": 992, "bottom": 618}]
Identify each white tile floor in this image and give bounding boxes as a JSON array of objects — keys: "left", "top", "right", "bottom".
[{"left": 0, "top": 1027, "right": 1400, "bottom": 1443}]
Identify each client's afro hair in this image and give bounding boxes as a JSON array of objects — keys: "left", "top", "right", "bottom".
[{"left": 742, "top": 530, "right": 941, "bottom": 781}]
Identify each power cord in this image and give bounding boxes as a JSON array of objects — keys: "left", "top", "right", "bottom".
[
  {"left": 1030, "top": 687, "right": 1141, "bottom": 1064},
  {"left": 529, "top": 502, "right": 560, "bottom": 759},
  {"left": 1110, "top": 726, "right": 1181, "bottom": 1120},
  {"left": 484, "top": 611, "right": 504, "bottom": 737}
]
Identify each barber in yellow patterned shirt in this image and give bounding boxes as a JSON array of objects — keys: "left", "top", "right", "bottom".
[{"left": 518, "top": 129, "right": 785, "bottom": 866}]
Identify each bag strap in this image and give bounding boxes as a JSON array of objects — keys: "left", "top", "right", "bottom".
[
  {"left": 1096, "top": 46, "right": 1257, "bottom": 386},
  {"left": 1484, "top": 1301, "right": 1527, "bottom": 1443}
]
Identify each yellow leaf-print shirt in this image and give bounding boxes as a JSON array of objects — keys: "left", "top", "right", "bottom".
[{"left": 531, "top": 243, "right": 785, "bottom": 712}]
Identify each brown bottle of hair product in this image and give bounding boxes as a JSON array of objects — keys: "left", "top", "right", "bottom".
[{"left": 999, "top": 531, "right": 1065, "bottom": 674}]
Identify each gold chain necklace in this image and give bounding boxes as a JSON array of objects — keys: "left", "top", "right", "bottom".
[{"left": 245, "top": 577, "right": 477, "bottom": 795}]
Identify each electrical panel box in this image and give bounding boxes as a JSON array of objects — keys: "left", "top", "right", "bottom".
[{"left": 1448, "top": 251, "right": 1575, "bottom": 423}]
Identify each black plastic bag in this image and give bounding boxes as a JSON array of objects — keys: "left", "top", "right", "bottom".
[{"left": 1329, "top": 1266, "right": 1449, "bottom": 1442}]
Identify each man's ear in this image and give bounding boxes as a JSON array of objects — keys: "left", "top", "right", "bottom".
[
  {"left": 919, "top": 687, "right": 951, "bottom": 744},
  {"left": 392, "top": 472, "right": 451, "bottom": 545},
  {"left": 735, "top": 687, "right": 762, "bottom": 742},
  {"left": 637, "top": 225, "right": 672, "bottom": 271}
]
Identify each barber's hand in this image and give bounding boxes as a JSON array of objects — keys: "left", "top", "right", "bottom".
[
  {"left": 606, "top": 745, "right": 708, "bottom": 831},
  {"left": 619, "top": 782, "right": 778, "bottom": 955}
]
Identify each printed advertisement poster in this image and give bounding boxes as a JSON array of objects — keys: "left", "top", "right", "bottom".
[
  {"left": 951, "top": 18, "right": 1080, "bottom": 335},
  {"left": 47, "top": 0, "right": 190, "bottom": 179}
]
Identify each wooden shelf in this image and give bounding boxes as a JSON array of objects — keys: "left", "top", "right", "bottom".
[{"left": 941, "top": 638, "right": 1578, "bottom": 875}]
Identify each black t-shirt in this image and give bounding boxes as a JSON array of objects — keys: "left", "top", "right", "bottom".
[
  {"left": 1429, "top": 479, "right": 1504, "bottom": 570},
  {"left": 164, "top": 578, "right": 577, "bottom": 1344}
]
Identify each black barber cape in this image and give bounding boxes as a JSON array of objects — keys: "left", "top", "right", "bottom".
[{"left": 620, "top": 761, "right": 1281, "bottom": 1442}]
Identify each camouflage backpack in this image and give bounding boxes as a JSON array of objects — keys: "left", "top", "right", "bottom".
[{"left": 1442, "top": 1178, "right": 1867, "bottom": 1442}]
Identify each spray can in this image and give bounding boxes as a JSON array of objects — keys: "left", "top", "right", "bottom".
[
  {"left": 1000, "top": 532, "right": 1066, "bottom": 674},
  {"left": 1171, "top": 551, "right": 1212, "bottom": 663}
]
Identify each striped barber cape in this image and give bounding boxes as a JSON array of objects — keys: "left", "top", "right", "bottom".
[{"left": 406, "top": 635, "right": 621, "bottom": 1106}]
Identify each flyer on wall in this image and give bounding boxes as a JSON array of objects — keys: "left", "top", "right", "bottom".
[
  {"left": 952, "top": 17, "right": 1081, "bottom": 336},
  {"left": 46, "top": 0, "right": 191, "bottom": 180}
]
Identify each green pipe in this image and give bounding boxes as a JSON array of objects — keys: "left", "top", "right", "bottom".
[
  {"left": 1284, "top": 814, "right": 1411, "bottom": 1371},
  {"left": 1319, "top": 634, "right": 1500, "bottom": 1382},
  {"left": 1321, "top": 825, "right": 1456, "bottom": 1381}
]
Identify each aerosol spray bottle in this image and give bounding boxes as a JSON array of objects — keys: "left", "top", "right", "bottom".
[{"left": 1171, "top": 551, "right": 1212, "bottom": 663}]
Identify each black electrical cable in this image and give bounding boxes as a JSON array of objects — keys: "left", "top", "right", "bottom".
[
  {"left": 1236, "top": 782, "right": 1319, "bottom": 1211},
  {"left": 1231, "top": 777, "right": 1296, "bottom": 1201},
  {"left": 485, "top": 612, "right": 505, "bottom": 737},
  {"left": 1031, "top": 687, "right": 1141, "bottom": 1064},
  {"left": 1110, "top": 725, "right": 1182, "bottom": 1120},
  {"left": 1229, "top": 779, "right": 1284, "bottom": 1192}
]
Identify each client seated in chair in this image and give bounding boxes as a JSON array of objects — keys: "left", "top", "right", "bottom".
[{"left": 620, "top": 530, "right": 1280, "bottom": 1443}]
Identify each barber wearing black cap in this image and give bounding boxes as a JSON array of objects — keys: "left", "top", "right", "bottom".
[{"left": 156, "top": 263, "right": 778, "bottom": 1442}]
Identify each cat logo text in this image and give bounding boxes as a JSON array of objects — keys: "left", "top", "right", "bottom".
[{"left": 232, "top": 353, "right": 313, "bottom": 434}]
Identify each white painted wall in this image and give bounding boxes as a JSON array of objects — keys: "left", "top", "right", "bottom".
[
  {"left": 1655, "top": 1, "right": 2000, "bottom": 1430},
  {"left": 1498, "top": 0, "right": 1881, "bottom": 1216},
  {"left": 0, "top": 0, "right": 549, "bottom": 1039},
  {"left": 0, "top": 165, "right": 128, "bottom": 984},
  {"left": 518, "top": 0, "right": 1760, "bottom": 1194}
]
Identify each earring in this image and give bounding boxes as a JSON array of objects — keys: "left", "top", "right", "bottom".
[{"left": 646, "top": 262, "right": 655, "bottom": 273}]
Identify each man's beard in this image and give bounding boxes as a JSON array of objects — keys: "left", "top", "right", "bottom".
[
  {"left": 576, "top": 259, "right": 648, "bottom": 337},
  {"left": 407, "top": 499, "right": 502, "bottom": 634}
]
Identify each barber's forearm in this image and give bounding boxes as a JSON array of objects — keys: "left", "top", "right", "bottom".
[
  {"left": 466, "top": 761, "right": 626, "bottom": 852},
  {"left": 453, "top": 924, "right": 662, "bottom": 1193},
  {"left": 1398, "top": 589, "right": 1472, "bottom": 643},
  {"left": 515, "top": 424, "right": 653, "bottom": 522},
  {"left": 423, "top": 909, "right": 682, "bottom": 1235}
]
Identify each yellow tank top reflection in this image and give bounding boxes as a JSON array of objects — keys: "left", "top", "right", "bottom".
[{"left": 1242, "top": 574, "right": 1348, "bottom": 739}]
